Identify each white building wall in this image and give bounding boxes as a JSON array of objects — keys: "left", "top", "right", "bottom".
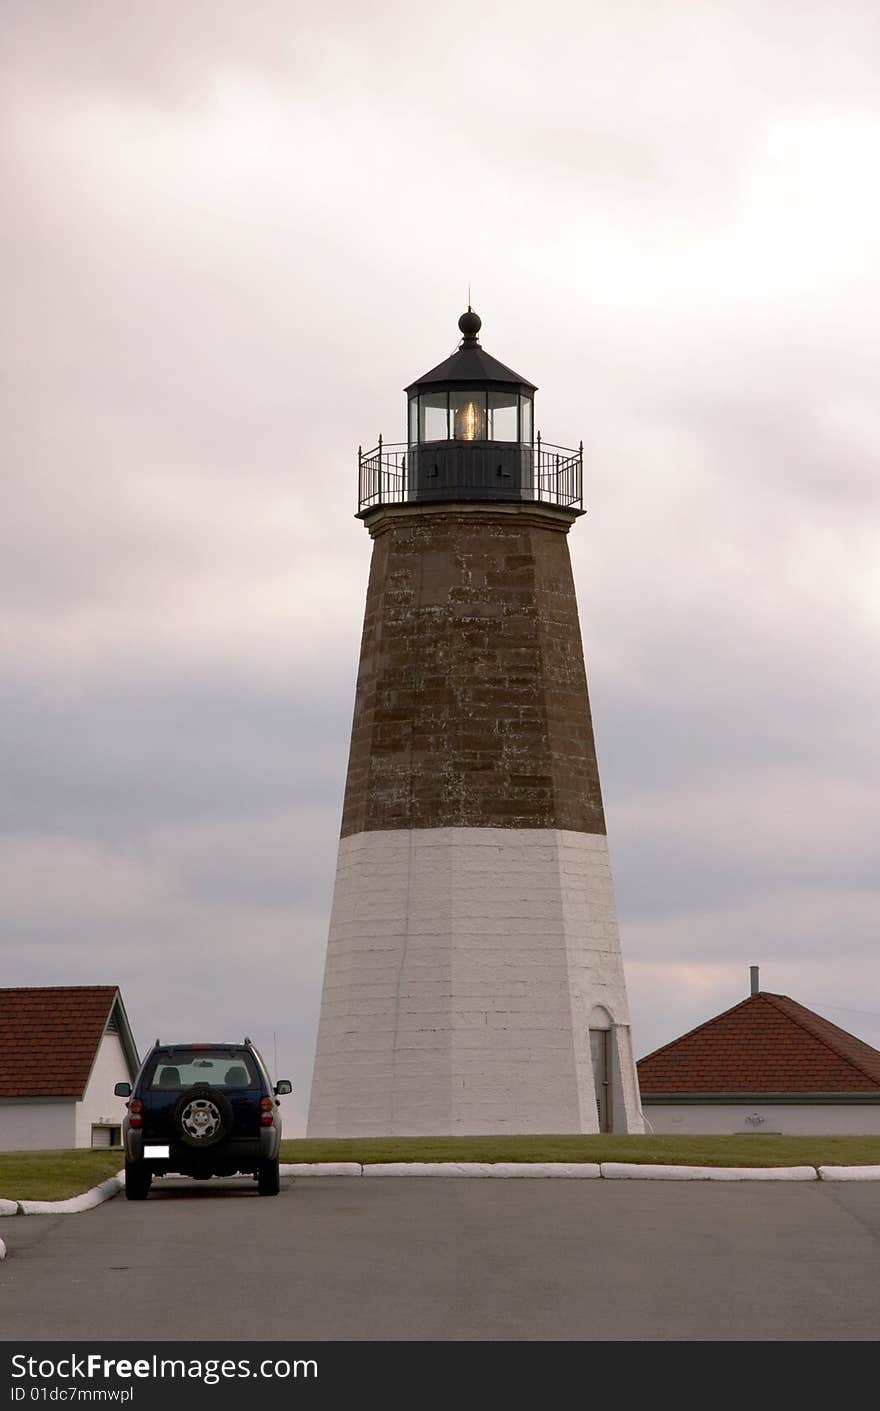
[
  {"left": 0, "top": 1100, "right": 75, "bottom": 1152},
  {"left": 645, "top": 1102, "right": 880, "bottom": 1136},
  {"left": 309, "top": 826, "right": 644, "bottom": 1136},
  {"left": 74, "top": 1031, "right": 132, "bottom": 1148}
]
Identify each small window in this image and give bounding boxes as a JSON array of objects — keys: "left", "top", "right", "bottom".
[
  {"left": 488, "top": 391, "right": 518, "bottom": 441},
  {"left": 520, "top": 396, "right": 533, "bottom": 443},
  {"left": 419, "top": 392, "right": 448, "bottom": 442},
  {"left": 91, "top": 1124, "right": 121, "bottom": 1149}
]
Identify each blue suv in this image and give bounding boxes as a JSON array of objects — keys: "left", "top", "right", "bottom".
[{"left": 115, "top": 1038, "right": 292, "bottom": 1200}]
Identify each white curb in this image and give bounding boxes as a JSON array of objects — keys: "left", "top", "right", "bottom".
[
  {"left": 818, "top": 1165, "right": 880, "bottom": 1182},
  {"left": 362, "top": 1161, "right": 601, "bottom": 1178},
  {"left": 600, "top": 1163, "right": 818, "bottom": 1181},
  {"left": 4, "top": 1162, "right": 880, "bottom": 1215},
  {"left": 280, "top": 1162, "right": 363, "bottom": 1177},
  {"left": 17, "top": 1172, "right": 124, "bottom": 1215}
]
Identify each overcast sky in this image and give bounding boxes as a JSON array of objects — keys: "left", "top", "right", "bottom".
[{"left": 4, "top": 1, "right": 879, "bottom": 1133}]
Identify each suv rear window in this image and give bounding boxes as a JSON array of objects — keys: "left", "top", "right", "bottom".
[{"left": 146, "top": 1051, "right": 258, "bottom": 1090}]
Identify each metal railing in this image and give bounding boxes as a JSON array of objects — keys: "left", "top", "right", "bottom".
[
  {"left": 357, "top": 434, "right": 583, "bottom": 514},
  {"left": 534, "top": 434, "right": 583, "bottom": 510},
  {"left": 358, "top": 437, "right": 408, "bottom": 512}
]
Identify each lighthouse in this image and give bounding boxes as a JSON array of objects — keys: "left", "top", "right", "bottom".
[{"left": 308, "top": 309, "right": 643, "bottom": 1136}]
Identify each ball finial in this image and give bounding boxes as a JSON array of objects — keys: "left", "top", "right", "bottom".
[{"left": 458, "top": 307, "right": 482, "bottom": 343}]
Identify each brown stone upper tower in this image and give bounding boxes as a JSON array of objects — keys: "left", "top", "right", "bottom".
[{"left": 308, "top": 309, "right": 643, "bottom": 1136}]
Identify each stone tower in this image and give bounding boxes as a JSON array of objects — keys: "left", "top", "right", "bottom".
[{"left": 308, "top": 309, "right": 643, "bottom": 1136}]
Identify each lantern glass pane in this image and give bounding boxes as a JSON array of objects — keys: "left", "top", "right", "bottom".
[
  {"left": 420, "top": 392, "right": 448, "bottom": 442},
  {"left": 520, "top": 396, "right": 533, "bottom": 443},
  {"left": 408, "top": 397, "right": 419, "bottom": 445},
  {"left": 488, "top": 391, "right": 518, "bottom": 441},
  {"left": 450, "top": 389, "right": 487, "bottom": 441}
]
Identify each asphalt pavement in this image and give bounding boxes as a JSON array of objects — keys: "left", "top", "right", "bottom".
[{"left": 1, "top": 1175, "right": 879, "bottom": 1340}]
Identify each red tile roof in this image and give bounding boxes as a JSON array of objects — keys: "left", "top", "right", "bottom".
[
  {"left": 0, "top": 987, "right": 120, "bottom": 1099},
  {"left": 637, "top": 992, "right": 880, "bottom": 1094}
]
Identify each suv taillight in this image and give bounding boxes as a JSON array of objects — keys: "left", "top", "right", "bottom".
[
  {"left": 259, "top": 1096, "right": 274, "bottom": 1127},
  {"left": 129, "top": 1098, "right": 143, "bottom": 1129}
]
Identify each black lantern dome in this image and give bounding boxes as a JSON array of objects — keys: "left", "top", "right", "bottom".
[{"left": 403, "top": 308, "right": 537, "bottom": 503}]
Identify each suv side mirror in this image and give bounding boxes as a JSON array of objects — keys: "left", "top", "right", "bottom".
[
  {"left": 274, "top": 1080, "right": 292, "bottom": 1096},
  {"left": 114, "top": 1082, "right": 132, "bottom": 1098}
]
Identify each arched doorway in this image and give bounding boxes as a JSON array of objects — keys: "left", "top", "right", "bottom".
[{"left": 589, "top": 1006, "right": 613, "bottom": 1133}]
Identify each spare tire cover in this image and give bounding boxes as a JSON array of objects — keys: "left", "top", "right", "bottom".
[{"left": 173, "top": 1085, "right": 233, "bottom": 1148}]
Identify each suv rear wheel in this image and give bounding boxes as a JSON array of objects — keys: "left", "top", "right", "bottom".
[
  {"left": 125, "top": 1160, "right": 152, "bottom": 1201},
  {"left": 257, "top": 1158, "right": 280, "bottom": 1196}
]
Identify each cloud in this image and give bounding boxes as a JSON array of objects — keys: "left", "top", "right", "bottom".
[{"left": 0, "top": 834, "right": 170, "bottom": 924}]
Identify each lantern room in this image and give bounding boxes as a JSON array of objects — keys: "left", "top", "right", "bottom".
[
  {"left": 404, "top": 307, "right": 535, "bottom": 503},
  {"left": 357, "top": 308, "right": 583, "bottom": 515}
]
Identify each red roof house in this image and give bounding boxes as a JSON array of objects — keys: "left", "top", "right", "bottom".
[
  {"left": 637, "top": 978, "right": 880, "bottom": 1135},
  {"left": 0, "top": 987, "right": 139, "bottom": 1152}
]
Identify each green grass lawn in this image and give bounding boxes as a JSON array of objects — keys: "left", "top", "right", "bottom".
[
  {"left": 2, "top": 1135, "right": 879, "bottom": 1203},
  {"left": 280, "top": 1133, "right": 880, "bottom": 1169},
  {"left": 0, "top": 1150, "right": 124, "bottom": 1202}
]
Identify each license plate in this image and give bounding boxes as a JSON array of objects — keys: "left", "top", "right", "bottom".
[{"left": 144, "top": 1145, "right": 170, "bottom": 1158}]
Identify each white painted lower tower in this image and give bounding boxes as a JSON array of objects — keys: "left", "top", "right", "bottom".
[{"left": 310, "top": 826, "right": 640, "bottom": 1135}]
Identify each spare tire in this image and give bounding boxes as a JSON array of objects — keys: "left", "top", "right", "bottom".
[{"left": 173, "top": 1085, "right": 233, "bottom": 1148}]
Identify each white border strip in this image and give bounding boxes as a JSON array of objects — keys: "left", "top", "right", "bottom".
[
  {"left": 289, "top": 1161, "right": 876, "bottom": 1180},
  {"left": 3, "top": 1162, "right": 880, "bottom": 1217},
  {"left": 817, "top": 1165, "right": 880, "bottom": 1182},
  {"left": 600, "top": 1162, "right": 818, "bottom": 1181},
  {"left": 361, "top": 1162, "right": 601, "bottom": 1178},
  {"left": 16, "top": 1172, "right": 124, "bottom": 1215},
  {"left": 279, "top": 1162, "right": 362, "bottom": 1177}
]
